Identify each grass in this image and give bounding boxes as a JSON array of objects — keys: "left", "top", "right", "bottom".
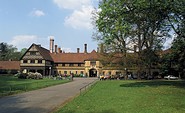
[
  {"left": 55, "top": 80, "right": 185, "bottom": 113},
  {"left": 0, "top": 75, "right": 70, "bottom": 97}
]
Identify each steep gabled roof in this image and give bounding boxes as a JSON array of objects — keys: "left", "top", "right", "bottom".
[
  {"left": 0, "top": 61, "right": 20, "bottom": 70},
  {"left": 50, "top": 50, "right": 99, "bottom": 63},
  {"left": 20, "top": 44, "right": 53, "bottom": 61}
]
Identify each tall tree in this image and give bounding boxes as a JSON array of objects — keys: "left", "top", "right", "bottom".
[
  {"left": 170, "top": 38, "right": 185, "bottom": 78},
  {"left": 0, "top": 42, "right": 21, "bottom": 60},
  {"left": 93, "top": 0, "right": 172, "bottom": 77}
]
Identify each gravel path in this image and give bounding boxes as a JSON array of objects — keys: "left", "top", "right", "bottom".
[{"left": 0, "top": 77, "right": 97, "bottom": 113}]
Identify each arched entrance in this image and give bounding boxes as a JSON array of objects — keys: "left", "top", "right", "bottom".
[{"left": 89, "top": 69, "right": 97, "bottom": 77}]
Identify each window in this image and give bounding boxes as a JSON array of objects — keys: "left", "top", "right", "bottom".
[
  {"left": 23, "top": 60, "right": 27, "bottom": 63},
  {"left": 38, "top": 60, "right": 42, "bottom": 64},
  {"left": 69, "top": 64, "right": 74, "bottom": 67},
  {"left": 81, "top": 71, "right": 84, "bottom": 74},
  {"left": 64, "top": 71, "right": 67, "bottom": 74},
  {"left": 109, "top": 71, "right": 111, "bottom": 75},
  {"left": 62, "top": 63, "right": 65, "bottom": 66},
  {"left": 30, "top": 60, "right": 35, "bottom": 63},
  {"left": 103, "top": 71, "right": 105, "bottom": 75},
  {"left": 30, "top": 51, "right": 36, "bottom": 55},
  {"left": 78, "top": 63, "right": 81, "bottom": 67}
]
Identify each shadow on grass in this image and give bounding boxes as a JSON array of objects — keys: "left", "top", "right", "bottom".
[{"left": 120, "top": 80, "right": 185, "bottom": 88}]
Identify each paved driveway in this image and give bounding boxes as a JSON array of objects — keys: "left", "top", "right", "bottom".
[{"left": 0, "top": 77, "right": 97, "bottom": 113}]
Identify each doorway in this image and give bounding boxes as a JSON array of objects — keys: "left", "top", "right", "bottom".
[{"left": 89, "top": 69, "right": 97, "bottom": 77}]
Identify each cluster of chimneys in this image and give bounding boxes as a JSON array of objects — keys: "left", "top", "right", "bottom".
[{"left": 49, "top": 37, "right": 88, "bottom": 53}]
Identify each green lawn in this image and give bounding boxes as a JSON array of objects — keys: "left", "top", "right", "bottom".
[
  {"left": 55, "top": 80, "right": 185, "bottom": 113},
  {"left": 0, "top": 75, "right": 70, "bottom": 97}
]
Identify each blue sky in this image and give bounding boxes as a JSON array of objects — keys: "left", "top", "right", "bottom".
[{"left": 0, "top": 0, "right": 99, "bottom": 52}]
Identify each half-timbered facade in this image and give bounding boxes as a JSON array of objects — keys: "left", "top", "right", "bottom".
[{"left": 20, "top": 44, "right": 53, "bottom": 76}]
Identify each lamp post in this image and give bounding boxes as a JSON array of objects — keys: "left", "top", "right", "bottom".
[{"left": 49, "top": 67, "right": 51, "bottom": 78}]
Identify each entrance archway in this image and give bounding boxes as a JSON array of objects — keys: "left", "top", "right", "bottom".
[{"left": 89, "top": 69, "right": 97, "bottom": 77}]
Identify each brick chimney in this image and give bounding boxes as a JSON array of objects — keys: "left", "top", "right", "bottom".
[
  {"left": 97, "top": 47, "right": 99, "bottom": 53},
  {"left": 84, "top": 44, "right": 87, "bottom": 53},
  {"left": 77, "top": 48, "right": 80, "bottom": 53},
  {"left": 54, "top": 45, "right": 58, "bottom": 53},
  {"left": 100, "top": 43, "right": 104, "bottom": 53},
  {"left": 58, "top": 47, "right": 61, "bottom": 53},
  {"left": 49, "top": 37, "right": 54, "bottom": 53}
]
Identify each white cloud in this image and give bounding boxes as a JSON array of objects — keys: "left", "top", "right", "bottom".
[
  {"left": 30, "top": 9, "right": 45, "bottom": 17},
  {"left": 64, "top": 6, "right": 94, "bottom": 30},
  {"left": 9, "top": 35, "right": 39, "bottom": 50},
  {"left": 53, "top": 0, "right": 91, "bottom": 10},
  {"left": 53, "top": 0, "right": 95, "bottom": 30}
]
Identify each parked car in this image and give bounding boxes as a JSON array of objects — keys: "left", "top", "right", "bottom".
[
  {"left": 104, "top": 75, "right": 111, "bottom": 80},
  {"left": 164, "top": 75, "right": 178, "bottom": 80}
]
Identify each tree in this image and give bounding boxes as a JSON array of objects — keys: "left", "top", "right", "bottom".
[
  {"left": 0, "top": 42, "right": 21, "bottom": 61},
  {"left": 165, "top": 0, "right": 185, "bottom": 39},
  {"left": 93, "top": 0, "right": 172, "bottom": 77},
  {"left": 170, "top": 38, "right": 185, "bottom": 78}
]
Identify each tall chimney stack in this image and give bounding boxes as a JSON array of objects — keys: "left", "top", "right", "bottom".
[
  {"left": 58, "top": 47, "right": 61, "bottom": 53},
  {"left": 49, "top": 36, "right": 54, "bottom": 53},
  {"left": 84, "top": 44, "right": 87, "bottom": 53},
  {"left": 97, "top": 47, "right": 99, "bottom": 53},
  {"left": 77, "top": 48, "right": 80, "bottom": 53},
  {"left": 54, "top": 45, "right": 58, "bottom": 53},
  {"left": 100, "top": 43, "right": 104, "bottom": 53}
]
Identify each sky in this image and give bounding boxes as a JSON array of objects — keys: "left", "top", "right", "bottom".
[{"left": 0, "top": 0, "right": 99, "bottom": 52}]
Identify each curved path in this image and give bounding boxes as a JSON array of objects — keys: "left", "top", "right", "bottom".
[{"left": 0, "top": 77, "right": 97, "bottom": 113}]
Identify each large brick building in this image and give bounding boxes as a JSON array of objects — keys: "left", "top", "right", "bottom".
[
  {"left": 19, "top": 38, "right": 143, "bottom": 77},
  {"left": 1, "top": 38, "right": 161, "bottom": 77}
]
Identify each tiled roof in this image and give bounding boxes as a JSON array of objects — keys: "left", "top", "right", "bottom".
[
  {"left": 50, "top": 50, "right": 99, "bottom": 63},
  {"left": 0, "top": 61, "right": 20, "bottom": 70}
]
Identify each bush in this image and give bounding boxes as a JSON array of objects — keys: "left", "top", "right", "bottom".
[
  {"left": 18, "top": 73, "right": 28, "bottom": 79},
  {"left": 17, "top": 72, "right": 43, "bottom": 79},
  {"left": 35, "top": 72, "right": 43, "bottom": 79},
  {"left": 27, "top": 72, "right": 36, "bottom": 79},
  {"left": 27, "top": 72, "right": 43, "bottom": 79}
]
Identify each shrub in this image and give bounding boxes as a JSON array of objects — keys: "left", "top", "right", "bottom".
[
  {"left": 18, "top": 73, "right": 28, "bottom": 79},
  {"left": 27, "top": 72, "right": 43, "bottom": 79},
  {"left": 35, "top": 72, "right": 43, "bottom": 79},
  {"left": 27, "top": 72, "right": 36, "bottom": 79},
  {"left": 17, "top": 72, "right": 43, "bottom": 79}
]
